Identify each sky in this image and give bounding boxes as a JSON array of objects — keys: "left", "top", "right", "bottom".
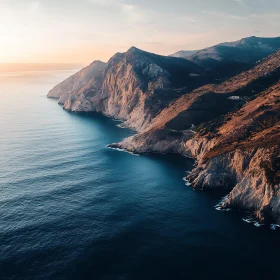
[{"left": 0, "top": 0, "right": 280, "bottom": 64}]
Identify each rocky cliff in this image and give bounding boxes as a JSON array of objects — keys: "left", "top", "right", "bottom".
[
  {"left": 112, "top": 50, "right": 280, "bottom": 224},
  {"left": 49, "top": 47, "right": 213, "bottom": 131},
  {"left": 47, "top": 60, "right": 106, "bottom": 104},
  {"left": 48, "top": 38, "right": 280, "bottom": 225},
  {"left": 187, "top": 81, "right": 280, "bottom": 223}
]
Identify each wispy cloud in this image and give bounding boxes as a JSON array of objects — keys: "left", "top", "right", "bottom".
[
  {"left": 233, "top": 0, "right": 248, "bottom": 8},
  {"left": 202, "top": 10, "right": 249, "bottom": 21},
  {"left": 180, "top": 15, "right": 197, "bottom": 23},
  {"left": 120, "top": 3, "right": 144, "bottom": 23},
  {"left": 88, "top": 0, "right": 118, "bottom": 5}
]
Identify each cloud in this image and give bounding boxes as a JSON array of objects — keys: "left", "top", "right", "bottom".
[
  {"left": 202, "top": 10, "right": 249, "bottom": 21},
  {"left": 233, "top": 0, "right": 248, "bottom": 8},
  {"left": 88, "top": 0, "right": 116, "bottom": 5},
  {"left": 120, "top": 3, "right": 144, "bottom": 23},
  {"left": 179, "top": 15, "right": 197, "bottom": 23}
]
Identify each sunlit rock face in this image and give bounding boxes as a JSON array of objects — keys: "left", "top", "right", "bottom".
[
  {"left": 110, "top": 51, "right": 280, "bottom": 224},
  {"left": 49, "top": 42, "right": 280, "bottom": 224},
  {"left": 47, "top": 60, "right": 106, "bottom": 102},
  {"left": 50, "top": 46, "right": 210, "bottom": 131}
]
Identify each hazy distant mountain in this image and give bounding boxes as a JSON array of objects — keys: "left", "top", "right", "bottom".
[
  {"left": 169, "top": 50, "right": 198, "bottom": 58},
  {"left": 173, "top": 36, "right": 280, "bottom": 61},
  {"left": 190, "top": 36, "right": 280, "bottom": 62},
  {"left": 173, "top": 36, "right": 280, "bottom": 77}
]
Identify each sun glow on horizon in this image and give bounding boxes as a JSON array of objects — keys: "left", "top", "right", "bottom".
[{"left": 0, "top": 0, "right": 280, "bottom": 64}]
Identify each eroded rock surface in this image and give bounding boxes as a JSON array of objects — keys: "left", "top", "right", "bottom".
[
  {"left": 47, "top": 60, "right": 106, "bottom": 104},
  {"left": 49, "top": 47, "right": 212, "bottom": 131},
  {"left": 48, "top": 43, "right": 280, "bottom": 224},
  {"left": 113, "top": 51, "right": 280, "bottom": 224}
]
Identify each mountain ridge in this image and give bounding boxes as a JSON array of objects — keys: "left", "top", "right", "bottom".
[
  {"left": 48, "top": 46, "right": 213, "bottom": 131},
  {"left": 48, "top": 36, "right": 280, "bottom": 225},
  {"left": 171, "top": 36, "right": 280, "bottom": 78}
]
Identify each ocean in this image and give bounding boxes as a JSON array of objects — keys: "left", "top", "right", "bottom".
[{"left": 0, "top": 68, "right": 279, "bottom": 280}]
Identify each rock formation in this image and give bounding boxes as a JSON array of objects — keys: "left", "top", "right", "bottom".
[
  {"left": 111, "top": 50, "right": 280, "bottom": 224},
  {"left": 48, "top": 37, "right": 280, "bottom": 225},
  {"left": 48, "top": 47, "right": 213, "bottom": 131},
  {"left": 47, "top": 60, "right": 106, "bottom": 104}
]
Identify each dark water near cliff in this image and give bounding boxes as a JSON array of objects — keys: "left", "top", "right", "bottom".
[{"left": 0, "top": 69, "right": 280, "bottom": 280}]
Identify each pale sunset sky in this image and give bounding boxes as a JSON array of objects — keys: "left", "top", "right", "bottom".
[{"left": 0, "top": 0, "right": 280, "bottom": 64}]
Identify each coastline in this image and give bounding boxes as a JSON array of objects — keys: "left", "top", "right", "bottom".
[{"left": 46, "top": 48, "right": 280, "bottom": 227}]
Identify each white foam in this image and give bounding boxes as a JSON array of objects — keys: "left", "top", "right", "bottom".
[
  {"left": 182, "top": 177, "right": 192, "bottom": 186},
  {"left": 242, "top": 216, "right": 264, "bottom": 228},
  {"left": 270, "top": 224, "right": 280, "bottom": 230},
  {"left": 117, "top": 124, "right": 127, "bottom": 129},
  {"left": 254, "top": 222, "right": 264, "bottom": 228},
  {"left": 107, "top": 145, "right": 140, "bottom": 156},
  {"left": 215, "top": 196, "right": 231, "bottom": 211}
]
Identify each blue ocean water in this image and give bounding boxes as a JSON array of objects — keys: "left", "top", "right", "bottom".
[{"left": 0, "top": 69, "right": 279, "bottom": 280}]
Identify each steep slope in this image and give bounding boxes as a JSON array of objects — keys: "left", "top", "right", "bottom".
[
  {"left": 114, "top": 51, "right": 280, "bottom": 152},
  {"left": 112, "top": 50, "right": 280, "bottom": 224},
  {"left": 52, "top": 47, "right": 214, "bottom": 131},
  {"left": 187, "top": 82, "right": 280, "bottom": 223},
  {"left": 47, "top": 60, "right": 106, "bottom": 104},
  {"left": 49, "top": 44, "right": 280, "bottom": 224}
]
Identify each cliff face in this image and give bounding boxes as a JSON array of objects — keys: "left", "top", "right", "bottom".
[
  {"left": 112, "top": 51, "right": 280, "bottom": 224},
  {"left": 114, "top": 51, "right": 280, "bottom": 150},
  {"left": 187, "top": 81, "right": 280, "bottom": 223},
  {"left": 49, "top": 42, "right": 280, "bottom": 225},
  {"left": 47, "top": 60, "right": 106, "bottom": 104},
  {"left": 50, "top": 47, "right": 212, "bottom": 131}
]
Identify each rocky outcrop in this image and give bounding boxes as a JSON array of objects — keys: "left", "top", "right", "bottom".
[
  {"left": 186, "top": 81, "right": 280, "bottom": 223},
  {"left": 111, "top": 51, "right": 280, "bottom": 224},
  {"left": 51, "top": 46, "right": 213, "bottom": 131},
  {"left": 47, "top": 60, "right": 106, "bottom": 104},
  {"left": 49, "top": 40, "right": 280, "bottom": 225}
]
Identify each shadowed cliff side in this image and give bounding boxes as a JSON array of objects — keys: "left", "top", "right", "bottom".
[
  {"left": 49, "top": 47, "right": 214, "bottom": 131},
  {"left": 47, "top": 60, "right": 106, "bottom": 104},
  {"left": 112, "top": 51, "right": 280, "bottom": 224},
  {"left": 48, "top": 43, "right": 280, "bottom": 224}
]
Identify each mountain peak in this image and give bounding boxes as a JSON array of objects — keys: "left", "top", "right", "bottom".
[
  {"left": 89, "top": 60, "right": 106, "bottom": 66},
  {"left": 127, "top": 46, "right": 144, "bottom": 54}
]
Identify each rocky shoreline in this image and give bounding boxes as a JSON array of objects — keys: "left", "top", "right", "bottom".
[{"left": 48, "top": 38, "right": 280, "bottom": 225}]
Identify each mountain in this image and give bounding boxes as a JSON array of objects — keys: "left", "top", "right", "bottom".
[
  {"left": 112, "top": 50, "right": 280, "bottom": 224},
  {"left": 173, "top": 36, "right": 280, "bottom": 78},
  {"left": 169, "top": 50, "right": 198, "bottom": 58},
  {"left": 49, "top": 41, "right": 280, "bottom": 224},
  {"left": 47, "top": 60, "right": 106, "bottom": 104},
  {"left": 48, "top": 47, "right": 214, "bottom": 131}
]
